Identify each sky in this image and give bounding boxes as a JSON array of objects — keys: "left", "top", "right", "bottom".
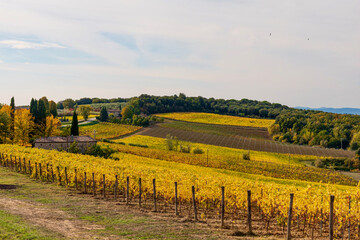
[{"left": 0, "top": 0, "right": 359, "bottom": 107}]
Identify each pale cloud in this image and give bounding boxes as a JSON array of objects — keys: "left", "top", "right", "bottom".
[
  {"left": 0, "top": 60, "right": 3, "bottom": 63},
  {"left": 0, "top": 40, "right": 65, "bottom": 49},
  {"left": 0, "top": 0, "right": 359, "bottom": 107}
]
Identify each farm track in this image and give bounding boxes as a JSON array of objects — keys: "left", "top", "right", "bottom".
[{"left": 139, "top": 125, "right": 354, "bottom": 158}]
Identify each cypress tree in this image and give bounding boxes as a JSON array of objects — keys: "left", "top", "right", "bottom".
[
  {"left": 49, "top": 101, "right": 58, "bottom": 117},
  {"left": 10, "top": 97, "right": 15, "bottom": 141},
  {"left": 71, "top": 110, "right": 79, "bottom": 136},
  {"left": 38, "top": 99, "right": 47, "bottom": 124},
  {"left": 99, "top": 107, "right": 108, "bottom": 122},
  {"left": 40, "top": 96, "right": 50, "bottom": 116},
  {"left": 30, "top": 99, "right": 39, "bottom": 123}
]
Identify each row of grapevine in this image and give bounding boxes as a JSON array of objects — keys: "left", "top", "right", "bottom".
[
  {"left": 103, "top": 141, "right": 357, "bottom": 186},
  {"left": 0, "top": 144, "right": 359, "bottom": 239}
]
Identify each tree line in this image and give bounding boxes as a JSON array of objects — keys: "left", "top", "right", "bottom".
[
  {"left": 131, "top": 94, "right": 360, "bottom": 151},
  {"left": 57, "top": 97, "right": 128, "bottom": 109},
  {"left": 57, "top": 94, "right": 360, "bottom": 151}
]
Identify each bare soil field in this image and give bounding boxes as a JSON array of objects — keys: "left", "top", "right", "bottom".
[{"left": 139, "top": 125, "right": 354, "bottom": 158}]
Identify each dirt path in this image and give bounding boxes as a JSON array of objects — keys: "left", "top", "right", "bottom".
[{"left": 0, "top": 196, "right": 104, "bottom": 239}]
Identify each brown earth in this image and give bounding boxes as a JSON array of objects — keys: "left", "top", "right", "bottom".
[{"left": 138, "top": 125, "right": 354, "bottom": 158}]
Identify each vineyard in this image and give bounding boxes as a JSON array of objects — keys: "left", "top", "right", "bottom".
[
  {"left": 104, "top": 136, "right": 356, "bottom": 186},
  {"left": 1, "top": 144, "right": 360, "bottom": 239},
  {"left": 161, "top": 120, "right": 271, "bottom": 139},
  {"left": 154, "top": 112, "right": 275, "bottom": 128},
  {"left": 139, "top": 124, "right": 354, "bottom": 158},
  {"left": 79, "top": 122, "right": 141, "bottom": 140}
]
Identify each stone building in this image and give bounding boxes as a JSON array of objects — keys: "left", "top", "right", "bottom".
[{"left": 33, "top": 136, "right": 97, "bottom": 153}]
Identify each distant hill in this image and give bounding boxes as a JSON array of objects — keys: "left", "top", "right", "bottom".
[{"left": 296, "top": 107, "right": 360, "bottom": 115}]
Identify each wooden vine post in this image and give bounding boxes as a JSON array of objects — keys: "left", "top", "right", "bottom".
[
  {"left": 51, "top": 166, "right": 54, "bottom": 182},
  {"left": 139, "top": 178, "right": 142, "bottom": 207},
  {"left": 57, "top": 166, "right": 61, "bottom": 185},
  {"left": 39, "top": 163, "right": 42, "bottom": 180},
  {"left": 247, "top": 190, "right": 252, "bottom": 234},
  {"left": 103, "top": 174, "right": 106, "bottom": 199},
  {"left": 35, "top": 162, "right": 38, "bottom": 178},
  {"left": 84, "top": 172, "right": 87, "bottom": 193},
  {"left": 74, "top": 169, "right": 78, "bottom": 190},
  {"left": 153, "top": 179, "right": 157, "bottom": 212},
  {"left": 192, "top": 186, "right": 198, "bottom": 221},
  {"left": 92, "top": 173, "right": 96, "bottom": 196},
  {"left": 65, "top": 167, "right": 68, "bottom": 186},
  {"left": 348, "top": 196, "right": 351, "bottom": 240},
  {"left": 114, "top": 175, "right": 118, "bottom": 201},
  {"left": 286, "top": 193, "right": 294, "bottom": 240},
  {"left": 330, "top": 195, "right": 335, "bottom": 240},
  {"left": 221, "top": 186, "right": 225, "bottom": 227},
  {"left": 126, "top": 176, "right": 129, "bottom": 205},
  {"left": 175, "top": 182, "right": 178, "bottom": 216}
]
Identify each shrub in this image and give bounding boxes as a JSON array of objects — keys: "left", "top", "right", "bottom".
[
  {"left": 128, "top": 143, "right": 148, "bottom": 148},
  {"left": 180, "top": 144, "right": 192, "bottom": 153},
  {"left": 314, "top": 159, "right": 324, "bottom": 168},
  {"left": 166, "top": 134, "right": 174, "bottom": 151},
  {"left": 243, "top": 151, "right": 250, "bottom": 160},
  {"left": 352, "top": 157, "right": 360, "bottom": 170},
  {"left": 193, "top": 147, "right": 204, "bottom": 154},
  {"left": 345, "top": 158, "right": 352, "bottom": 168},
  {"left": 68, "top": 141, "right": 79, "bottom": 153},
  {"left": 86, "top": 144, "right": 116, "bottom": 159}
]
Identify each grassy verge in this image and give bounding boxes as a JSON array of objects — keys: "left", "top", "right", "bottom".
[
  {"left": 0, "top": 209, "right": 62, "bottom": 240},
  {"left": 0, "top": 168, "right": 225, "bottom": 240}
]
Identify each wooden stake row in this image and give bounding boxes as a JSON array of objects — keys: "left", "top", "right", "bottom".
[{"left": 0, "top": 154, "right": 348, "bottom": 239}]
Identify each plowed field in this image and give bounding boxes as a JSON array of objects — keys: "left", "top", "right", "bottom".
[{"left": 139, "top": 125, "right": 354, "bottom": 158}]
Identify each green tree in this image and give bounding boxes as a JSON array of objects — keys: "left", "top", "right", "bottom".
[
  {"left": 49, "top": 100, "right": 58, "bottom": 117},
  {"left": 78, "top": 105, "right": 91, "bottom": 121},
  {"left": 63, "top": 98, "right": 75, "bottom": 109},
  {"left": 30, "top": 99, "right": 39, "bottom": 123},
  {"left": 39, "top": 96, "right": 50, "bottom": 116},
  {"left": 10, "top": 97, "right": 15, "bottom": 141},
  {"left": 37, "top": 99, "right": 47, "bottom": 124},
  {"left": 57, "top": 102, "right": 64, "bottom": 109},
  {"left": 99, "top": 107, "right": 108, "bottom": 122},
  {"left": 71, "top": 110, "right": 79, "bottom": 136},
  {"left": 121, "top": 106, "right": 134, "bottom": 119}
]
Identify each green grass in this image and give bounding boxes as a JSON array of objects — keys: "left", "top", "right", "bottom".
[
  {"left": 0, "top": 209, "right": 62, "bottom": 240},
  {"left": 0, "top": 168, "right": 227, "bottom": 240}
]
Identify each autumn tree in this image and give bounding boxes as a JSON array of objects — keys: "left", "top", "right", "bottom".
[
  {"left": 78, "top": 105, "right": 91, "bottom": 121},
  {"left": 0, "top": 107, "right": 10, "bottom": 143},
  {"left": 44, "top": 115, "right": 61, "bottom": 137},
  {"left": 14, "top": 109, "right": 34, "bottom": 145},
  {"left": 121, "top": 106, "right": 134, "bottom": 119}
]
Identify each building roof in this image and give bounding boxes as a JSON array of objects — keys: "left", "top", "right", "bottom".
[{"left": 34, "top": 136, "right": 97, "bottom": 143}]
